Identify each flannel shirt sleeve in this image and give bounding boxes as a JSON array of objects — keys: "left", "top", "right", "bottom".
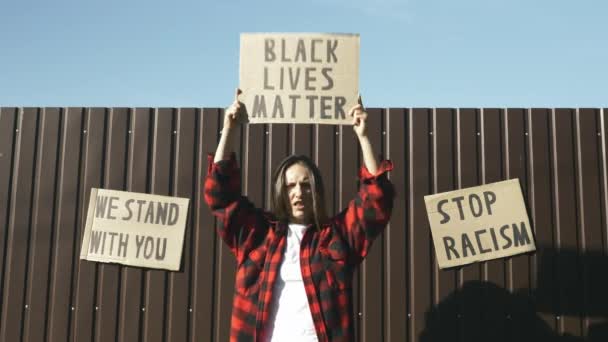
[
  {"left": 334, "top": 159, "right": 395, "bottom": 264},
  {"left": 203, "top": 153, "right": 269, "bottom": 264}
]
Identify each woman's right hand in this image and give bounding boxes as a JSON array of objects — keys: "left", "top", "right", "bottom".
[{"left": 224, "top": 88, "right": 246, "bottom": 131}]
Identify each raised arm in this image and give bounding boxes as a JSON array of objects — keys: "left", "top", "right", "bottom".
[
  {"left": 334, "top": 95, "right": 395, "bottom": 263},
  {"left": 205, "top": 89, "right": 267, "bottom": 263},
  {"left": 214, "top": 88, "right": 243, "bottom": 163},
  {"left": 351, "top": 95, "right": 378, "bottom": 174}
]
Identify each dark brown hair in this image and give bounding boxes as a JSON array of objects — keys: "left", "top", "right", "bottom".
[{"left": 270, "top": 155, "right": 328, "bottom": 229}]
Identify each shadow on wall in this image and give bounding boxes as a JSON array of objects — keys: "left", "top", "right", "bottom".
[{"left": 420, "top": 248, "right": 608, "bottom": 342}]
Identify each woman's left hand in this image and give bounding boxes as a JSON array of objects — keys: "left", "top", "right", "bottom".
[{"left": 349, "top": 95, "right": 367, "bottom": 138}]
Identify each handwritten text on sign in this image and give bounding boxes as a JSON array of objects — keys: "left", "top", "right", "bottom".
[
  {"left": 424, "top": 179, "right": 536, "bottom": 269},
  {"left": 80, "top": 188, "right": 190, "bottom": 271},
  {"left": 240, "top": 33, "right": 359, "bottom": 124}
]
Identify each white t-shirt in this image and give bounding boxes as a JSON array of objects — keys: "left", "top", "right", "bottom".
[{"left": 266, "top": 223, "right": 319, "bottom": 342}]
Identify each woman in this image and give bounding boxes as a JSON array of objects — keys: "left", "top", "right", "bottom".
[{"left": 204, "top": 89, "right": 395, "bottom": 342}]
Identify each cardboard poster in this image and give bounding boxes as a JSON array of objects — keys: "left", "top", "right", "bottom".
[
  {"left": 424, "top": 179, "right": 536, "bottom": 269},
  {"left": 80, "top": 188, "right": 190, "bottom": 271},
  {"left": 240, "top": 32, "right": 359, "bottom": 124}
]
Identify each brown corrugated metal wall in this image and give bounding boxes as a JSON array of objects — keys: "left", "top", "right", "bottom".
[{"left": 0, "top": 107, "right": 607, "bottom": 341}]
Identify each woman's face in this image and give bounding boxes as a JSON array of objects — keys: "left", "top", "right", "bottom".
[{"left": 284, "top": 163, "right": 314, "bottom": 224}]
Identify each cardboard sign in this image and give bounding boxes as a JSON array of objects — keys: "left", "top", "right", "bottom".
[
  {"left": 424, "top": 179, "right": 536, "bottom": 269},
  {"left": 240, "top": 33, "right": 359, "bottom": 124},
  {"left": 80, "top": 188, "right": 190, "bottom": 271}
]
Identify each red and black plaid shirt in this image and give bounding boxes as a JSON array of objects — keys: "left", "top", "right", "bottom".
[{"left": 204, "top": 154, "right": 394, "bottom": 342}]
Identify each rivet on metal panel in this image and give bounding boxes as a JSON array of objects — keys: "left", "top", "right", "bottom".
[
  {"left": 335, "top": 131, "right": 339, "bottom": 135},
  {"left": 15, "top": 129, "right": 19, "bottom": 132},
  {"left": 476, "top": 132, "right": 480, "bottom": 136},
  {"left": 556, "top": 316, "right": 560, "bottom": 320},
  {"left": 189, "top": 308, "right": 193, "bottom": 313},
  {"left": 358, "top": 312, "right": 362, "bottom": 317},
  {"left": 265, "top": 131, "right": 269, "bottom": 135},
  {"left": 525, "top": 132, "right": 529, "bottom": 136},
  {"left": 382, "top": 131, "right": 386, "bottom": 135},
  {"left": 598, "top": 132, "right": 601, "bottom": 136},
  {"left": 95, "top": 306, "right": 98, "bottom": 311},
  {"left": 429, "top": 131, "right": 433, "bottom": 135},
  {"left": 25, "top": 304, "right": 29, "bottom": 309},
  {"left": 142, "top": 307, "right": 146, "bottom": 312},
  {"left": 128, "top": 130, "right": 132, "bottom": 134},
  {"left": 71, "top": 306, "right": 75, "bottom": 311},
  {"left": 83, "top": 130, "right": 87, "bottom": 134},
  {"left": 173, "top": 131, "right": 177, "bottom": 134},
  {"left": 407, "top": 313, "right": 411, "bottom": 318}
]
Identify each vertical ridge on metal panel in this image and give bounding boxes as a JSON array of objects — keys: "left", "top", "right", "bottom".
[
  {"left": 430, "top": 108, "right": 458, "bottom": 338},
  {"left": 244, "top": 122, "right": 266, "bottom": 206},
  {"left": 361, "top": 108, "right": 384, "bottom": 342},
  {"left": 573, "top": 109, "right": 605, "bottom": 336},
  {"left": 292, "top": 124, "right": 313, "bottom": 158},
  {"left": 119, "top": 108, "right": 151, "bottom": 342},
  {"left": 0, "top": 108, "right": 38, "bottom": 342},
  {"left": 550, "top": 108, "right": 582, "bottom": 336},
  {"left": 95, "top": 107, "right": 128, "bottom": 342},
  {"left": 455, "top": 108, "right": 482, "bottom": 340},
  {"left": 192, "top": 108, "right": 219, "bottom": 342},
  {"left": 600, "top": 109, "right": 608, "bottom": 341},
  {"left": 23, "top": 108, "right": 61, "bottom": 342},
  {"left": 478, "top": 108, "right": 507, "bottom": 340},
  {"left": 504, "top": 108, "right": 530, "bottom": 287},
  {"left": 0, "top": 107, "right": 17, "bottom": 332},
  {"left": 314, "top": 124, "right": 336, "bottom": 218},
  {"left": 73, "top": 108, "right": 106, "bottom": 342},
  {"left": 266, "top": 123, "right": 289, "bottom": 210},
  {"left": 432, "top": 109, "right": 457, "bottom": 294},
  {"left": 338, "top": 120, "right": 360, "bottom": 340},
  {"left": 602, "top": 108, "right": 608, "bottom": 255},
  {"left": 215, "top": 107, "right": 239, "bottom": 342},
  {"left": 167, "top": 108, "right": 196, "bottom": 342},
  {"left": 408, "top": 108, "right": 432, "bottom": 342},
  {"left": 503, "top": 108, "right": 531, "bottom": 341},
  {"left": 384, "top": 108, "right": 408, "bottom": 342},
  {"left": 527, "top": 109, "right": 556, "bottom": 331},
  {"left": 47, "top": 108, "right": 84, "bottom": 341},
  {"left": 143, "top": 108, "right": 173, "bottom": 342}
]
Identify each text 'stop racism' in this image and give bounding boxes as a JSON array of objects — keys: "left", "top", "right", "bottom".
[{"left": 424, "top": 179, "right": 536, "bottom": 269}]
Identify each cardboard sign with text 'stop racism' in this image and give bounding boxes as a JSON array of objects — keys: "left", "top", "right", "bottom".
[
  {"left": 424, "top": 179, "right": 536, "bottom": 269},
  {"left": 80, "top": 188, "right": 190, "bottom": 271},
  {"left": 240, "top": 33, "right": 359, "bottom": 124}
]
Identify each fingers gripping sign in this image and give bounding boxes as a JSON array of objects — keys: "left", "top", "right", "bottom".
[
  {"left": 350, "top": 94, "right": 368, "bottom": 138},
  {"left": 349, "top": 93, "right": 378, "bottom": 174},
  {"left": 215, "top": 88, "right": 248, "bottom": 163},
  {"left": 224, "top": 88, "right": 248, "bottom": 130}
]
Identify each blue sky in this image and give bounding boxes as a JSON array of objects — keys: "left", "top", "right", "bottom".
[{"left": 1, "top": 0, "right": 606, "bottom": 107}]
